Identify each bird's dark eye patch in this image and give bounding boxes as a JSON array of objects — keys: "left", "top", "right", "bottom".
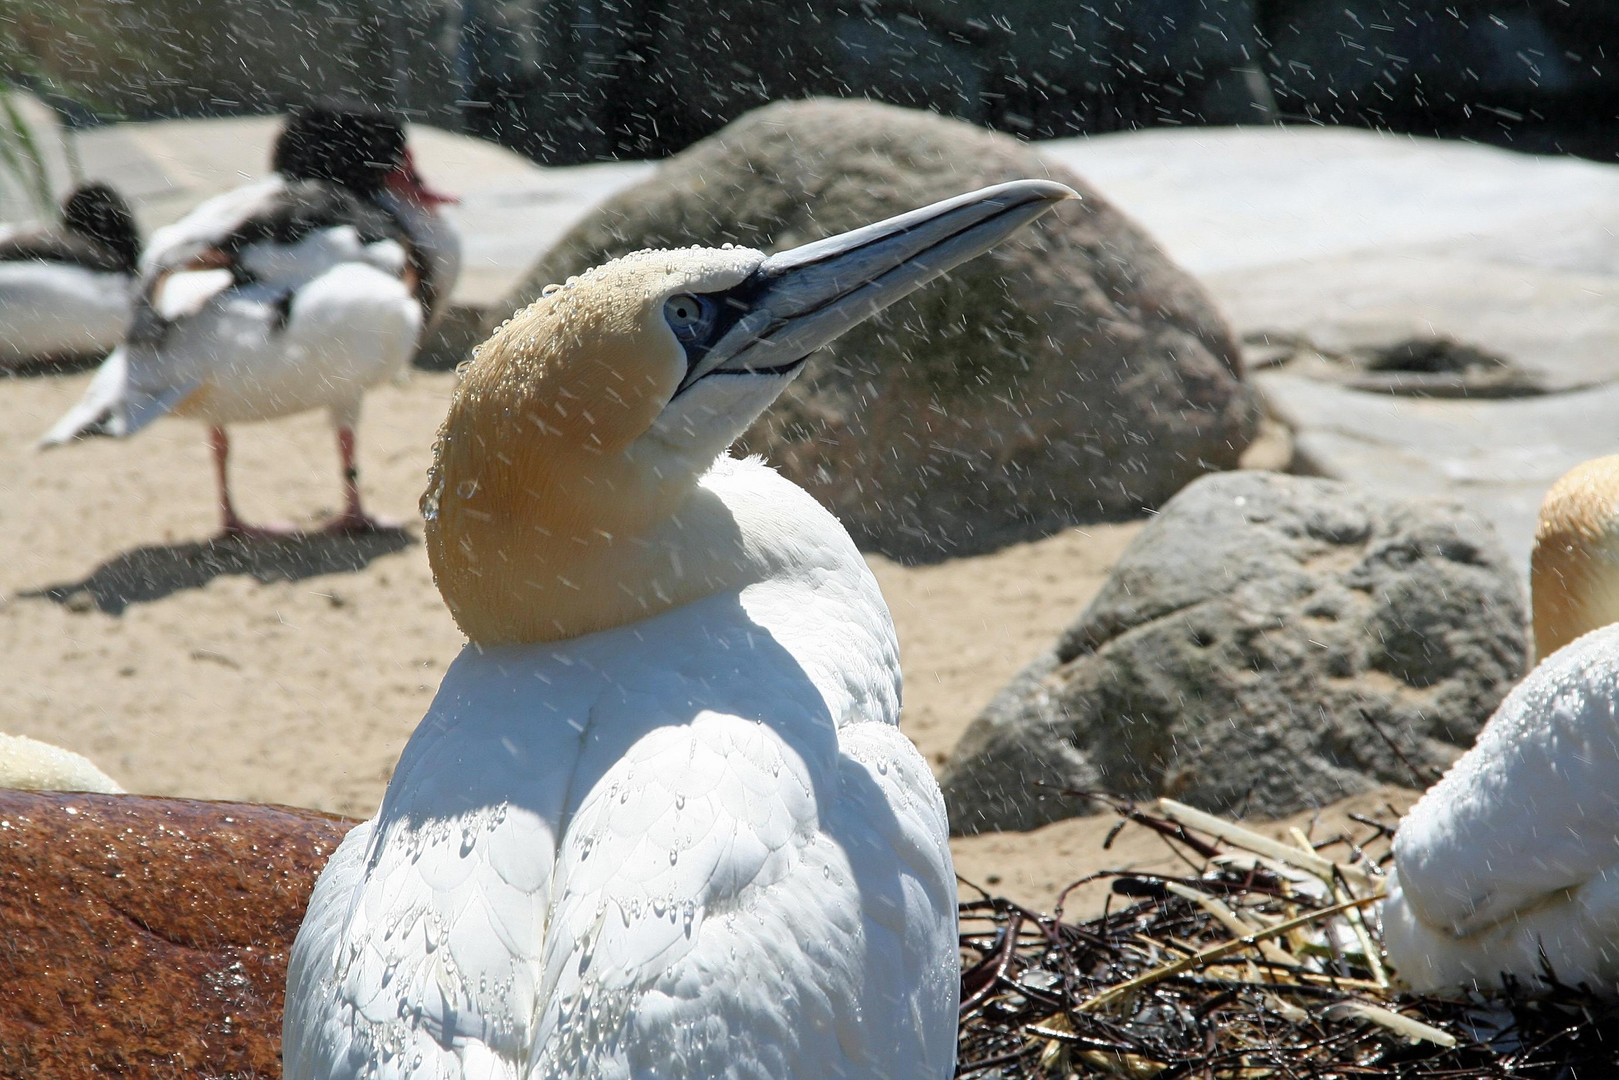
[{"left": 664, "top": 293, "right": 718, "bottom": 344}]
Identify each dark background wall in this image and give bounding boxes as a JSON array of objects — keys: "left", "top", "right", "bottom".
[{"left": 8, "top": 0, "right": 1619, "bottom": 165}]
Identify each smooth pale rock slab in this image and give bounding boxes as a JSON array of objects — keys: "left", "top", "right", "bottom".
[
  {"left": 503, "top": 98, "right": 1261, "bottom": 560},
  {"left": 1230, "top": 255, "right": 1619, "bottom": 394},
  {"left": 940, "top": 471, "right": 1528, "bottom": 835},
  {"left": 0, "top": 790, "right": 353, "bottom": 1079},
  {"left": 1043, "top": 126, "right": 1619, "bottom": 279},
  {"left": 1255, "top": 371, "right": 1619, "bottom": 568},
  {"left": 1043, "top": 126, "right": 1619, "bottom": 573}
]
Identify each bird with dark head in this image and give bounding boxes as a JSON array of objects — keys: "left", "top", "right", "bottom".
[
  {"left": 0, "top": 183, "right": 141, "bottom": 367},
  {"left": 272, "top": 105, "right": 407, "bottom": 198},
  {"left": 39, "top": 103, "right": 461, "bottom": 538},
  {"left": 60, "top": 184, "right": 141, "bottom": 274}
]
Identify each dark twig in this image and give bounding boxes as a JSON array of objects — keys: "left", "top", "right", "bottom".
[{"left": 954, "top": 798, "right": 1619, "bottom": 1079}]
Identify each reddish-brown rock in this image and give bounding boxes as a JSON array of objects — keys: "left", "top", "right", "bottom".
[{"left": 0, "top": 790, "right": 354, "bottom": 1079}]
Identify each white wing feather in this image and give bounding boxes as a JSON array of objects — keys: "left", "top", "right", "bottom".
[
  {"left": 41, "top": 242, "right": 417, "bottom": 444},
  {"left": 1392, "top": 624, "right": 1619, "bottom": 936},
  {"left": 1385, "top": 623, "right": 1619, "bottom": 989},
  {"left": 139, "top": 177, "right": 287, "bottom": 281}
]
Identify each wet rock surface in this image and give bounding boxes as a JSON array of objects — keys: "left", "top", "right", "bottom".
[
  {"left": 0, "top": 790, "right": 354, "bottom": 1079},
  {"left": 941, "top": 471, "right": 1529, "bottom": 834},
  {"left": 501, "top": 97, "right": 1260, "bottom": 561}
]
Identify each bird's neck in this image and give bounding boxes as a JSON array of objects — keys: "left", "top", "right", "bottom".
[
  {"left": 427, "top": 450, "right": 803, "bottom": 646},
  {"left": 1530, "top": 462, "right": 1619, "bottom": 659},
  {"left": 1532, "top": 539, "right": 1619, "bottom": 660},
  {"left": 376, "top": 192, "right": 457, "bottom": 323}
]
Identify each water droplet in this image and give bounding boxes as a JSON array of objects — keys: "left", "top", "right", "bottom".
[
  {"left": 420, "top": 478, "right": 441, "bottom": 522},
  {"left": 542, "top": 283, "right": 561, "bottom": 297}
]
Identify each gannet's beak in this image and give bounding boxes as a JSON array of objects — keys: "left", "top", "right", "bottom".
[{"left": 674, "top": 179, "right": 1077, "bottom": 396}]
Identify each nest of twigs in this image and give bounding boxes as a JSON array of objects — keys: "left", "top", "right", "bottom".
[{"left": 956, "top": 795, "right": 1619, "bottom": 1078}]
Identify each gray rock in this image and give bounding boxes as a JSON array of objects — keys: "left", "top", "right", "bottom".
[
  {"left": 940, "top": 471, "right": 1529, "bottom": 834},
  {"left": 1264, "top": 2, "right": 1578, "bottom": 132},
  {"left": 458, "top": 0, "right": 1275, "bottom": 163},
  {"left": 20, "top": 0, "right": 463, "bottom": 128},
  {"left": 498, "top": 98, "right": 1261, "bottom": 561},
  {"left": 1253, "top": 370, "right": 1619, "bottom": 575}
]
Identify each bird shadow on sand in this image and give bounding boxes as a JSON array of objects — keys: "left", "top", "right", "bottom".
[
  {"left": 21, "top": 528, "right": 416, "bottom": 615},
  {"left": 1, "top": 351, "right": 107, "bottom": 378}
]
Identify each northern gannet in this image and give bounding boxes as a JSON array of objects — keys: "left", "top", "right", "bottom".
[
  {"left": 283, "top": 178, "right": 1075, "bottom": 1079},
  {"left": 1384, "top": 458, "right": 1619, "bottom": 991},
  {"left": 1530, "top": 455, "right": 1619, "bottom": 660},
  {"left": 39, "top": 105, "right": 461, "bottom": 537},
  {"left": 0, "top": 183, "right": 139, "bottom": 367}
]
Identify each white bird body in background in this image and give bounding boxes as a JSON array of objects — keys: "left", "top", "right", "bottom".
[
  {"left": 1385, "top": 456, "right": 1619, "bottom": 993},
  {"left": 39, "top": 106, "right": 460, "bottom": 537},
  {"left": 1384, "top": 623, "right": 1619, "bottom": 992},
  {"left": 283, "top": 179, "right": 1076, "bottom": 1078},
  {"left": 0, "top": 261, "right": 134, "bottom": 364},
  {"left": 0, "top": 184, "right": 140, "bottom": 367}
]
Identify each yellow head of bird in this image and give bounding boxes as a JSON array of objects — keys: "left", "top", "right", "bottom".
[
  {"left": 425, "top": 179, "right": 1078, "bottom": 646},
  {"left": 1531, "top": 454, "right": 1619, "bottom": 659}
]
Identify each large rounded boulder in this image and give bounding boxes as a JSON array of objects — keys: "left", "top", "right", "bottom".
[
  {"left": 941, "top": 471, "right": 1530, "bottom": 834},
  {"left": 498, "top": 98, "right": 1260, "bottom": 560}
]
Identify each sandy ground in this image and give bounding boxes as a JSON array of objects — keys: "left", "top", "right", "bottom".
[{"left": 1, "top": 362, "right": 1383, "bottom": 916}]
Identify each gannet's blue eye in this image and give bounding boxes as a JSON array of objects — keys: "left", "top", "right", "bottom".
[{"left": 664, "top": 293, "right": 717, "bottom": 344}]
